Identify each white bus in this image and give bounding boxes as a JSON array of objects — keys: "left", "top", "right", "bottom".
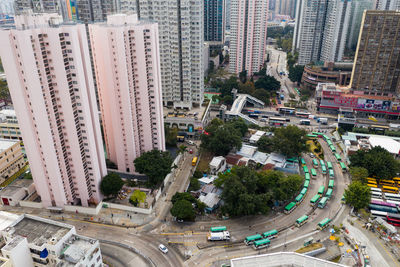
[
  {"left": 386, "top": 199, "right": 400, "bottom": 206},
  {"left": 371, "top": 192, "right": 383, "bottom": 199},
  {"left": 384, "top": 193, "right": 400, "bottom": 201},
  {"left": 300, "top": 119, "right": 311, "bottom": 125},
  {"left": 370, "top": 187, "right": 382, "bottom": 193},
  {"left": 370, "top": 210, "right": 387, "bottom": 220}
]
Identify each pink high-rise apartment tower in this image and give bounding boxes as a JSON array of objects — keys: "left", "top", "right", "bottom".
[
  {"left": 0, "top": 14, "right": 107, "bottom": 207},
  {"left": 229, "top": 0, "right": 269, "bottom": 75},
  {"left": 89, "top": 14, "right": 165, "bottom": 174}
]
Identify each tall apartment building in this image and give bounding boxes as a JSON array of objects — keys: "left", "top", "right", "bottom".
[
  {"left": 90, "top": 14, "right": 165, "bottom": 174},
  {"left": 293, "top": 0, "right": 350, "bottom": 65},
  {"left": 229, "top": 0, "right": 269, "bottom": 75},
  {"left": 374, "top": 0, "right": 400, "bottom": 10},
  {"left": 346, "top": 0, "right": 374, "bottom": 50},
  {"left": 14, "top": 0, "right": 60, "bottom": 15},
  {"left": 276, "top": 0, "right": 297, "bottom": 18},
  {"left": 136, "top": 0, "right": 204, "bottom": 109},
  {"left": 320, "top": 0, "right": 351, "bottom": 62},
  {"left": 0, "top": 13, "right": 107, "bottom": 208},
  {"left": 350, "top": 10, "right": 400, "bottom": 95},
  {"left": 204, "top": 0, "right": 225, "bottom": 42}
]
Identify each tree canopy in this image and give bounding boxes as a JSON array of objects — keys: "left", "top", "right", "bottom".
[
  {"left": 256, "top": 135, "right": 274, "bottom": 153},
  {"left": 349, "top": 146, "right": 400, "bottom": 180},
  {"left": 100, "top": 172, "right": 124, "bottom": 197},
  {"left": 344, "top": 181, "right": 371, "bottom": 210},
  {"left": 254, "top": 74, "right": 281, "bottom": 92},
  {"left": 288, "top": 65, "right": 304, "bottom": 84},
  {"left": 215, "top": 167, "right": 303, "bottom": 216},
  {"left": 200, "top": 118, "right": 244, "bottom": 156},
  {"left": 165, "top": 125, "right": 178, "bottom": 147},
  {"left": 272, "top": 125, "right": 308, "bottom": 157},
  {"left": 349, "top": 167, "right": 369, "bottom": 183},
  {"left": 129, "top": 190, "right": 146, "bottom": 206},
  {"left": 134, "top": 150, "right": 174, "bottom": 187},
  {"left": 170, "top": 199, "right": 196, "bottom": 221}
]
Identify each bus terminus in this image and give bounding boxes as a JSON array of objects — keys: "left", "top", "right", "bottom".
[
  {"left": 310, "top": 194, "right": 321, "bottom": 206},
  {"left": 382, "top": 186, "right": 399, "bottom": 194},
  {"left": 263, "top": 229, "right": 278, "bottom": 239},
  {"left": 318, "top": 186, "right": 325, "bottom": 195},
  {"left": 321, "top": 165, "right": 327, "bottom": 174},
  {"left": 253, "top": 238, "right": 271, "bottom": 249},
  {"left": 312, "top": 159, "right": 318, "bottom": 167},
  {"left": 318, "top": 197, "right": 328, "bottom": 209},
  {"left": 334, "top": 153, "right": 341, "bottom": 161},
  {"left": 327, "top": 162, "right": 333, "bottom": 169},
  {"left": 328, "top": 180, "right": 334, "bottom": 189},
  {"left": 244, "top": 234, "right": 263, "bottom": 245},
  {"left": 326, "top": 188, "right": 333, "bottom": 199},
  {"left": 317, "top": 218, "right": 331, "bottom": 230},
  {"left": 339, "top": 162, "right": 347, "bottom": 171},
  {"left": 305, "top": 173, "right": 311, "bottom": 180},
  {"left": 304, "top": 180, "right": 310, "bottom": 188},
  {"left": 380, "top": 180, "right": 396, "bottom": 187},
  {"left": 329, "top": 169, "right": 334, "bottom": 178},
  {"left": 303, "top": 166, "right": 309, "bottom": 173},
  {"left": 295, "top": 215, "right": 309, "bottom": 227},
  {"left": 295, "top": 194, "right": 304, "bottom": 203}
]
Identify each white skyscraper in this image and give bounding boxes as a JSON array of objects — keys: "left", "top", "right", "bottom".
[
  {"left": 135, "top": 0, "right": 204, "bottom": 109},
  {"left": 0, "top": 14, "right": 107, "bottom": 208},
  {"left": 320, "top": 0, "right": 351, "bottom": 62},
  {"left": 375, "top": 0, "right": 400, "bottom": 10},
  {"left": 229, "top": 0, "right": 269, "bottom": 75},
  {"left": 293, "top": 0, "right": 351, "bottom": 65}
]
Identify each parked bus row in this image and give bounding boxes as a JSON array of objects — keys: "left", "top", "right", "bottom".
[
  {"left": 244, "top": 229, "right": 278, "bottom": 249},
  {"left": 370, "top": 210, "right": 400, "bottom": 226},
  {"left": 367, "top": 177, "right": 400, "bottom": 194},
  {"left": 285, "top": 170, "right": 312, "bottom": 214}
]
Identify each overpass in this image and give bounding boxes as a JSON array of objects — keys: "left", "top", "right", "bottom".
[{"left": 224, "top": 94, "right": 264, "bottom": 125}]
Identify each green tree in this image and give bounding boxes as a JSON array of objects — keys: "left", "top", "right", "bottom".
[
  {"left": 208, "top": 60, "right": 215, "bottom": 74},
  {"left": 288, "top": 65, "right": 304, "bottom": 84},
  {"left": 100, "top": 173, "right": 124, "bottom": 197},
  {"left": 349, "top": 167, "right": 369, "bottom": 183},
  {"left": 349, "top": 146, "right": 400, "bottom": 180},
  {"left": 178, "top": 144, "right": 187, "bottom": 155},
  {"left": 229, "top": 119, "right": 248, "bottom": 137},
  {"left": 238, "top": 81, "right": 255, "bottom": 95},
  {"left": 129, "top": 190, "right": 146, "bottom": 206},
  {"left": 0, "top": 79, "right": 10, "bottom": 100},
  {"left": 221, "top": 95, "right": 233, "bottom": 105},
  {"left": 170, "top": 199, "right": 196, "bottom": 221},
  {"left": 165, "top": 125, "right": 178, "bottom": 147},
  {"left": 256, "top": 135, "right": 273, "bottom": 153},
  {"left": 344, "top": 181, "right": 371, "bottom": 210},
  {"left": 188, "top": 177, "right": 201, "bottom": 191},
  {"left": 134, "top": 150, "right": 174, "bottom": 187},
  {"left": 171, "top": 192, "right": 196, "bottom": 204},
  {"left": 239, "top": 70, "right": 247, "bottom": 83},
  {"left": 253, "top": 89, "right": 270, "bottom": 104},
  {"left": 254, "top": 75, "right": 281, "bottom": 91},
  {"left": 193, "top": 170, "right": 203, "bottom": 179},
  {"left": 200, "top": 119, "right": 243, "bottom": 156},
  {"left": 272, "top": 125, "right": 308, "bottom": 157}
]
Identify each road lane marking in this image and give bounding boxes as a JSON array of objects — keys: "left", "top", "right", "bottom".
[{"left": 160, "top": 232, "right": 204, "bottom": 236}]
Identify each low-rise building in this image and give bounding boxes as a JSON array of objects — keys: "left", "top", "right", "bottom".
[
  {"left": 0, "top": 179, "right": 35, "bottom": 206},
  {"left": 209, "top": 156, "right": 226, "bottom": 175},
  {"left": 301, "top": 62, "right": 352, "bottom": 92},
  {"left": 0, "top": 110, "right": 20, "bottom": 141},
  {"left": 0, "top": 140, "right": 25, "bottom": 184},
  {"left": 316, "top": 83, "right": 400, "bottom": 120},
  {"left": 0, "top": 213, "right": 103, "bottom": 267}
]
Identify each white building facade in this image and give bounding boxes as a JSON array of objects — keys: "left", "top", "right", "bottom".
[
  {"left": 0, "top": 14, "right": 107, "bottom": 208},
  {"left": 136, "top": 0, "right": 204, "bottom": 109},
  {"left": 229, "top": 0, "right": 269, "bottom": 75},
  {"left": 90, "top": 14, "right": 165, "bottom": 174}
]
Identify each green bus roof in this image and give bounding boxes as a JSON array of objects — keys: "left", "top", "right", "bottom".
[
  {"left": 310, "top": 194, "right": 320, "bottom": 203},
  {"left": 330, "top": 145, "right": 336, "bottom": 151},
  {"left": 311, "top": 168, "right": 317, "bottom": 176},
  {"left": 326, "top": 188, "right": 333, "bottom": 196},
  {"left": 307, "top": 134, "right": 317, "bottom": 138},
  {"left": 301, "top": 188, "right": 307, "bottom": 195},
  {"left": 320, "top": 197, "right": 328, "bottom": 204},
  {"left": 300, "top": 158, "right": 306, "bottom": 165},
  {"left": 304, "top": 180, "right": 310, "bottom": 188},
  {"left": 329, "top": 169, "right": 334, "bottom": 177},
  {"left": 339, "top": 162, "right": 347, "bottom": 169},
  {"left": 263, "top": 229, "right": 278, "bottom": 237},
  {"left": 312, "top": 132, "right": 324, "bottom": 136},
  {"left": 312, "top": 159, "right": 318, "bottom": 166},
  {"left": 295, "top": 194, "right": 304, "bottom": 202},
  {"left": 334, "top": 153, "right": 341, "bottom": 160},
  {"left": 303, "top": 166, "right": 309, "bottom": 173},
  {"left": 305, "top": 173, "right": 311, "bottom": 180},
  {"left": 245, "top": 234, "right": 263, "bottom": 242},
  {"left": 318, "top": 186, "right": 325, "bottom": 194},
  {"left": 285, "top": 202, "right": 296, "bottom": 211},
  {"left": 296, "top": 215, "right": 308, "bottom": 223},
  {"left": 321, "top": 165, "right": 327, "bottom": 172},
  {"left": 210, "top": 226, "right": 226, "bottom": 232},
  {"left": 318, "top": 218, "right": 331, "bottom": 227},
  {"left": 320, "top": 159, "right": 325, "bottom": 165},
  {"left": 329, "top": 180, "right": 334, "bottom": 188},
  {"left": 254, "top": 238, "right": 270, "bottom": 246},
  {"left": 327, "top": 162, "right": 333, "bottom": 169}
]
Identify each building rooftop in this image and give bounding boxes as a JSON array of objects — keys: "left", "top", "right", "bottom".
[
  {"left": 60, "top": 234, "right": 98, "bottom": 265},
  {"left": 0, "top": 139, "right": 17, "bottom": 152},
  {"left": 231, "top": 252, "right": 346, "bottom": 267},
  {"left": 163, "top": 105, "right": 206, "bottom": 120},
  {"left": 0, "top": 211, "right": 20, "bottom": 231},
  {"left": 0, "top": 186, "right": 25, "bottom": 197},
  {"left": 368, "top": 136, "right": 400, "bottom": 155},
  {"left": 8, "top": 215, "right": 72, "bottom": 247},
  {"left": 209, "top": 156, "right": 225, "bottom": 168},
  {"left": 10, "top": 178, "right": 34, "bottom": 189}
]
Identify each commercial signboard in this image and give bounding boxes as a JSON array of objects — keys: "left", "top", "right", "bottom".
[{"left": 357, "top": 98, "right": 391, "bottom": 111}]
